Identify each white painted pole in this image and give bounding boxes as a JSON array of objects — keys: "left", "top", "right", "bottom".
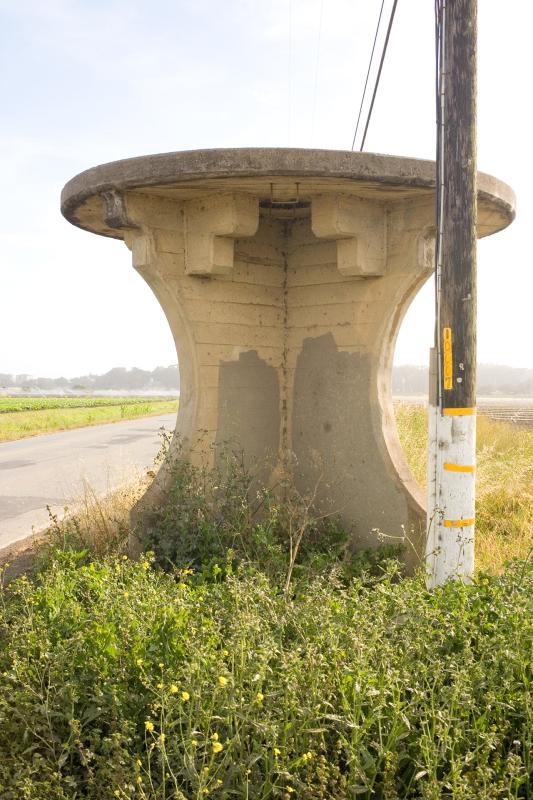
[
  {"left": 426, "top": 0, "right": 477, "bottom": 588},
  {"left": 426, "top": 404, "right": 476, "bottom": 588}
]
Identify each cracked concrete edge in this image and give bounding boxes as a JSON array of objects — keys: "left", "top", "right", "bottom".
[{"left": 60, "top": 148, "right": 516, "bottom": 239}]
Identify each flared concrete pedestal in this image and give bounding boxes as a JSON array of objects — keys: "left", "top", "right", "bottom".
[{"left": 62, "top": 149, "right": 515, "bottom": 563}]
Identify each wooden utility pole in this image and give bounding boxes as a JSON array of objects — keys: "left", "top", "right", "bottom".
[{"left": 426, "top": 0, "right": 478, "bottom": 587}]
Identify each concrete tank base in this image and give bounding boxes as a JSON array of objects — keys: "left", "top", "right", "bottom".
[{"left": 61, "top": 149, "right": 515, "bottom": 565}]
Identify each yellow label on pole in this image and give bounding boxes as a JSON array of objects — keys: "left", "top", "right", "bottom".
[
  {"left": 443, "top": 462, "right": 475, "bottom": 472},
  {"left": 443, "top": 327, "right": 453, "bottom": 390}
]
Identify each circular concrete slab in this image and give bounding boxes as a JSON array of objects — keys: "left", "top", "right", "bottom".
[{"left": 61, "top": 148, "right": 515, "bottom": 240}]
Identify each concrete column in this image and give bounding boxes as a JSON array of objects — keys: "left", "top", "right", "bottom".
[{"left": 61, "top": 149, "right": 515, "bottom": 564}]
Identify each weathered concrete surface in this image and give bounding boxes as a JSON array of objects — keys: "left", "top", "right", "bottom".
[{"left": 61, "top": 149, "right": 515, "bottom": 563}]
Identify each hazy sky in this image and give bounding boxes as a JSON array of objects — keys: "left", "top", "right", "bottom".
[{"left": 1, "top": 0, "right": 531, "bottom": 378}]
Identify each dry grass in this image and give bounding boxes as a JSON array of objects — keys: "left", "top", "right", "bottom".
[
  {"left": 395, "top": 403, "right": 533, "bottom": 573},
  {"left": 43, "top": 478, "right": 149, "bottom": 558},
  {"left": 0, "top": 480, "right": 145, "bottom": 582}
]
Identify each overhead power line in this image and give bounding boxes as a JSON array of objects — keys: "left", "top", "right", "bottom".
[
  {"left": 351, "top": 0, "right": 386, "bottom": 151},
  {"left": 311, "top": 0, "right": 325, "bottom": 144},
  {"left": 352, "top": 0, "right": 399, "bottom": 152},
  {"left": 288, "top": 0, "right": 293, "bottom": 146}
]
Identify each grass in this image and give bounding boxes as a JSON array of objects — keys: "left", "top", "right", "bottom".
[
  {"left": 1, "top": 550, "right": 531, "bottom": 799},
  {"left": 0, "top": 408, "right": 530, "bottom": 798},
  {"left": 0, "top": 397, "right": 178, "bottom": 442},
  {"left": 395, "top": 404, "right": 533, "bottom": 573}
]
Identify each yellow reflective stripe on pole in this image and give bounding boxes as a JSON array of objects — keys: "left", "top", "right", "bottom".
[
  {"left": 443, "top": 407, "right": 476, "bottom": 416},
  {"left": 443, "top": 518, "right": 475, "bottom": 528},
  {"left": 443, "top": 327, "right": 453, "bottom": 390},
  {"left": 443, "top": 463, "right": 475, "bottom": 473}
]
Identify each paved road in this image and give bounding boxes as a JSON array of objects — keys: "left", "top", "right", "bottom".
[{"left": 0, "top": 414, "right": 177, "bottom": 550}]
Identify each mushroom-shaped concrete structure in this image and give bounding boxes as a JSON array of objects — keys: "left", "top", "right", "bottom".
[{"left": 61, "top": 149, "right": 515, "bottom": 560}]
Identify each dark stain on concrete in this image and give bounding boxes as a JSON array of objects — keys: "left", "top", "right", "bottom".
[
  {"left": 216, "top": 350, "right": 280, "bottom": 476},
  {"left": 291, "top": 333, "right": 409, "bottom": 550}
]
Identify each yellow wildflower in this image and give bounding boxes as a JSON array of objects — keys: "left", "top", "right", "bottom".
[
  {"left": 212, "top": 741, "right": 223, "bottom": 754},
  {"left": 136, "top": 759, "right": 142, "bottom": 767},
  {"left": 144, "top": 720, "right": 154, "bottom": 732},
  {"left": 223, "top": 649, "right": 229, "bottom": 657},
  {"left": 191, "top": 739, "right": 199, "bottom": 747},
  {"left": 158, "top": 662, "right": 164, "bottom": 668},
  {"left": 274, "top": 748, "right": 281, "bottom": 757},
  {"left": 157, "top": 682, "right": 163, "bottom": 689},
  {"left": 211, "top": 732, "right": 219, "bottom": 741},
  {"left": 255, "top": 691, "right": 264, "bottom": 703},
  {"left": 136, "top": 658, "right": 143, "bottom": 667},
  {"left": 217, "top": 675, "right": 228, "bottom": 687},
  {"left": 159, "top": 733, "right": 166, "bottom": 743},
  {"left": 137, "top": 775, "right": 143, "bottom": 784},
  {"left": 181, "top": 691, "right": 190, "bottom": 702},
  {"left": 170, "top": 684, "right": 179, "bottom": 694}
]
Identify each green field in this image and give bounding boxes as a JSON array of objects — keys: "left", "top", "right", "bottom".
[
  {"left": 0, "top": 396, "right": 178, "bottom": 442},
  {"left": 0, "top": 396, "right": 175, "bottom": 413}
]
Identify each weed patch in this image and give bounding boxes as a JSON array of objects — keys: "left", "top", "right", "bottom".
[{"left": 0, "top": 550, "right": 531, "bottom": 798}]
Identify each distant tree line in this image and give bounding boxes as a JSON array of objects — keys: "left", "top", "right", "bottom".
[
  {"left": 0, "top": 365, "right": 180, "bottom": 392},
  {"left": 1, "top": 363, "right": 532, "bottom": 396},
  {"left": 392, "top": 363, "right": 533, "bottom": 397}
]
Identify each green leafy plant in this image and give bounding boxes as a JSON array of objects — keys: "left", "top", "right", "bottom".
[
  {"left": 143, "top": 442, "right": 393, "bottom": 591},
  {"left": 0, "top": 550, "right": 531, "bottom": 798}
]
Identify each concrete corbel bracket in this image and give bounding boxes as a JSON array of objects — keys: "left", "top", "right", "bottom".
[
  {"left": 101, "top": 189, "right": 139, "bottom": 231},
  {"left": 183, "top": 193, "right": 259, "bottom": 276},
  {"left": 311, "top": 195, "right": 387, "bottom": 277},
  {"left": 131, "top": 233, "right": 153, "bottom": 270},
  {"left": 417, "top": 226, "right": 436, "bottom": 274}
]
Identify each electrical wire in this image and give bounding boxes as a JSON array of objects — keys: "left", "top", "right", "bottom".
[
  {"left": 351, "top": 0, "right": 385, "bottom": 151},
  {"left": 359, "top": 0, "right": 399, "bottom": 151},
  {"left": 311, "top": 0, "right": 325, "bottom": 145},
  {"left": 288, "top": 0, "right": 293, "bottom": 146}
]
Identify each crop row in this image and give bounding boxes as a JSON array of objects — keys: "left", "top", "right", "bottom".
[{"left": 0, "top": 396, "right": 176, "bottom": 413}]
